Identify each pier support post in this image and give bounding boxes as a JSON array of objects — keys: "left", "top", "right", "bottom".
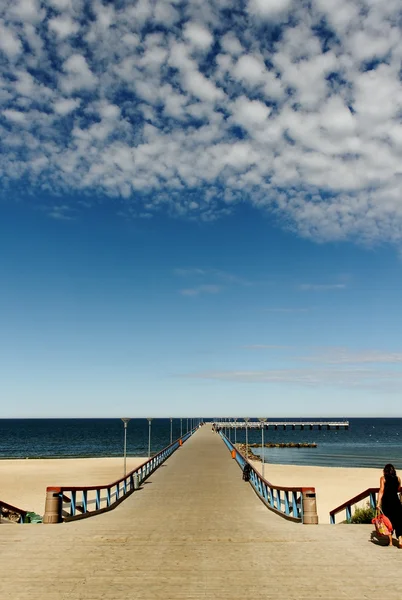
[
  {"left": 43, "top": 487, "right": 62, "bottom": 524},
  {"left": 301, "top": 488, "right": 318, "bottom": 524}
]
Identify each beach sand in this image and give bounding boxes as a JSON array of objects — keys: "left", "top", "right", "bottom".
[
  {"left": 0, "top": 457, "right": 146, "bottom": 516},
  {"left": 0, "top": 456, "right": 382, "bottom": 524},
  {"left": 249, "top": 459, "right": 381, "bottom": 524}
]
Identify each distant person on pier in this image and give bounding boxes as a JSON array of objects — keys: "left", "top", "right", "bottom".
[{"left": 377, "top": 464, "right": 402, "bottom": 547}]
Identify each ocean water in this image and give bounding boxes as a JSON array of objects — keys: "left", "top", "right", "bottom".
[
  {"left": 232, "top": 418, "right": 402, "bottom": 469},
  {"left": 0, "top": 418, "right": 401, "bottom": 469},
  {"left": 0, "top": 418, "right": 192, "bottom": 459}
]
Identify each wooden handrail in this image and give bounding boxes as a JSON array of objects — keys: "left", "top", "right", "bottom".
[
  {"left": 330, "top": 486, "right": 402, "bottom": 521},
  {"left": 0, "top": 499, "right": 28, "bottom": 519},
  {"left": 219, "top": 431, "right": 318, "bottom": 523},
  {"left": 43, "top": 428, "right": 198, "bottom": 522},
  {"left": 47, "top": 433, "right": 193, "bottom": 494},
  {"left": 329, "top": 488, "right": 379, "bottom": 518}
]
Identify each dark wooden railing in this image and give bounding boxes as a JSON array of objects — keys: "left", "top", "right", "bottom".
[
  {"left": 0, "top": 499, "right": 28, "bottom": 524},
  {"left": 329, "top": 487, "right": 388, "bottom": 524},
  {"left": 44, "top": 428, "right": 197, "bottom": 523}
]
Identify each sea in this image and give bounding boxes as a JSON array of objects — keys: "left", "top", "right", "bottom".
[{"left": 0, "top": 418, "right": 401, "bottom": 469}]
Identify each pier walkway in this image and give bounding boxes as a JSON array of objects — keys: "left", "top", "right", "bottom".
[{"left": 1, "top": 425, "right": 402, "bottom": 599}]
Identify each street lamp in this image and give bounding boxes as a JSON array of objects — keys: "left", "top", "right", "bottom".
[
  {"left": 244, "top": 418, "right": 250, "bottom": 459},
  {"left": 233, "top": 418, "right": 238, "bottom": 445},
  {"left": 180, "top": 417, "right": 183, "bottom": 438},
  {"left": 258, "top": 418, "right": 267, "bottom": 478},
  {"left": 170, "top": 417, "right": 173, "bottom": 445},
  {"left": 186, "top": 418, "right": 189, "bottom": 433},
  {"left": 147, "top": 418, "right": 153, "bottom": 458},
  {"left": 121, "top": 418, "right": 131, "bottom": 476}
]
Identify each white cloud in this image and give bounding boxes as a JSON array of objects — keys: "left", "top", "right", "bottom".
[
  {"left": 230, "top": 96, "right": 271, "bottom": 131},
  {"left": 220, "top": 33, "right": 243, "bottom": 56},
  {"left": 0, "top": 0, "right": 402, "bottom": 246},
  {"left": 180, "top": 284, "right": 221, "bottom": 296},
  {"left": 183, "top": 22, "right": 214, "bottom": 50},
  {"left": 300, "top": 348, "right": 402, "bottom": 365},
  {"left": 48, "top": 16, "right": 80, "bottom": 39},
  {"left": 248, "top": 0, "right": 293, "bottom": 20},
  {"left": 184, "top": 367, "right": 402, "bottom": 391},
  {"left": 233, "top": 54, "right": 267, "bottom": 87},
  {"left": 299, "top": 283, "right": 346, "bottom": 291},
  {"left": 0, "top": 22, "right": 22, "bottom": 58},
  {"left": 3, "top": 109, "right": 26, "bottom": 123},
  {"left": 60, "top": 53, "right": 97, "bottom": 93},
  {"left": 10, "top": 0, "right": 44, "bottom": 24},
  {"left": 53, "top": 97, "right": 81, "bottom": 115}
]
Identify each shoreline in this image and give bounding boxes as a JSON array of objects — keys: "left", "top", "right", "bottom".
[
  {"left": 0, "top": 455, "right": 150, "bottom": 460},
  {"left": 0, "top": 455, "right": 383, "bottom": 525}
]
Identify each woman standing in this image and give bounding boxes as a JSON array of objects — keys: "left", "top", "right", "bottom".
[{"left": 377, "top": 464, "right": 402, "bottom": 547}]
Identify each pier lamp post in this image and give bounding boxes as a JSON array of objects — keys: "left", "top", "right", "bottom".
[
  {"left": 233, "top": 418, "right": 237, "bottom": 445},
  {"left": 228, "top": 418, "right": 231, "bottom": 441},
  {"left": 170, "top": 417, "right": 173, "bottom": 445},
  {"left": 244, "top": 418, "right": 250, "bottom": 460},
  {"left": 187, "top": 418, "right": 189, "bottom": 433},
  {"left": 121, "top": 418, "right": 131, "bottom": 476},
  {"left": 147, "top": 418, "right": 153, "bottom": 458},
  {"left": 258, "top": 418, "right": 267, "bottom": 478},
  {"left": 180, "top": 418, "right": 183, "bottom": 438}
]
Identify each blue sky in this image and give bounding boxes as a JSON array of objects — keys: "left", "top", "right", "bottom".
[{"left": 1, "top": 0, "right": 402, "bottom": 417}]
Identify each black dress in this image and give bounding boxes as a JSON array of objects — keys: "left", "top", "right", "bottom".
[{"left": 382, "top": 476, "right": 402, "bottom": 537}]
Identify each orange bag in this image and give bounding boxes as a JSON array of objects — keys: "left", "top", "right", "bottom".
[{"left": 372, "top": 509, "right": 393, "bottom": 536}]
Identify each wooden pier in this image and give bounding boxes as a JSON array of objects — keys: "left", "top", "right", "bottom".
[
  {"left": 3, "top": 424, "right": 402, "bottom": 600},
  {"left": 216, "top": 420, "right": 349, "bottom": 430}
]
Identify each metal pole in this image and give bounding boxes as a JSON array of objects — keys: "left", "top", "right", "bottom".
[
  {"left": 187, "top": 418, "right": 188, "bottom": 433},
  {"left": 170, "top": 418, "right": 173, "bottom": 445},
  {"left": 234, "top": 418, "right": 237, "bottom": 445},
  {"left": 121, "top": 418, "right": 131, "bottom": 476},
  {"left": 147, "top": 418, "right": 153, "bottom": 458},
  {"left": 262, "top": 425, "right": 265, "bottom": 478},
  {"left": 244, "top": 418, "right": 249, "bottom": 460},
  {"left": 259, "top": 418, "right": 267, "bottom": 478},
  {"left": 180, "top": 418, "right": 183, "bottom": 438}
]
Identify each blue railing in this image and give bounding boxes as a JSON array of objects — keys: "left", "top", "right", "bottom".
[
  {"left": 46, "top": 429, "right": 196, "bottom": 523},
  {"left": 219, "top": 432, "right": 313, "bottom": 523}
]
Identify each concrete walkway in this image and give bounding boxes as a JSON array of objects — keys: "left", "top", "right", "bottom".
[{"left": 1, "top": 425, "right": 402, "bottom": 599}]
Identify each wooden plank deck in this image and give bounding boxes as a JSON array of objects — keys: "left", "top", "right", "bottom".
[{"left": 0, "top": 425, "right": 401, "bottom": 599}]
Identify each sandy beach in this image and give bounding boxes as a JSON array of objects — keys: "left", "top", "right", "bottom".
[
  {"left": 249, "top": 459, "right": 381, "bottom": 524},
  {"left": 0, "top": 455, "right": 382, "bottom": 524},
  {"left": 0, "top": 457, "right": 146, "bottom": 516}
]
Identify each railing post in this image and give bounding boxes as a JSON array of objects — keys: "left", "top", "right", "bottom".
[
  {"left": 301, "top": 488, "right": 318, "bottom": 524},
  {"left": 43, "top": 487, "right": 62, "bottom": 524}
]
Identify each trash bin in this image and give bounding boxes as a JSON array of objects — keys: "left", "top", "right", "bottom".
[
  {"left": 302, "top": 489, "right": 319, "bottom": 524},
  {"left": 43, "top": 488, "right": 62, "bottom": 524}
]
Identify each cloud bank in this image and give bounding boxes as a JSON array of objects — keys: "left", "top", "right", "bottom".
[{"left": 1, "top": 0, "right": 402, "bottom": 243}]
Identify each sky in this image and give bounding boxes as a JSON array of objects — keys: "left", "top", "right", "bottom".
[{"left": 1, "top": 0, "right": 402, "bottom": 417}]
